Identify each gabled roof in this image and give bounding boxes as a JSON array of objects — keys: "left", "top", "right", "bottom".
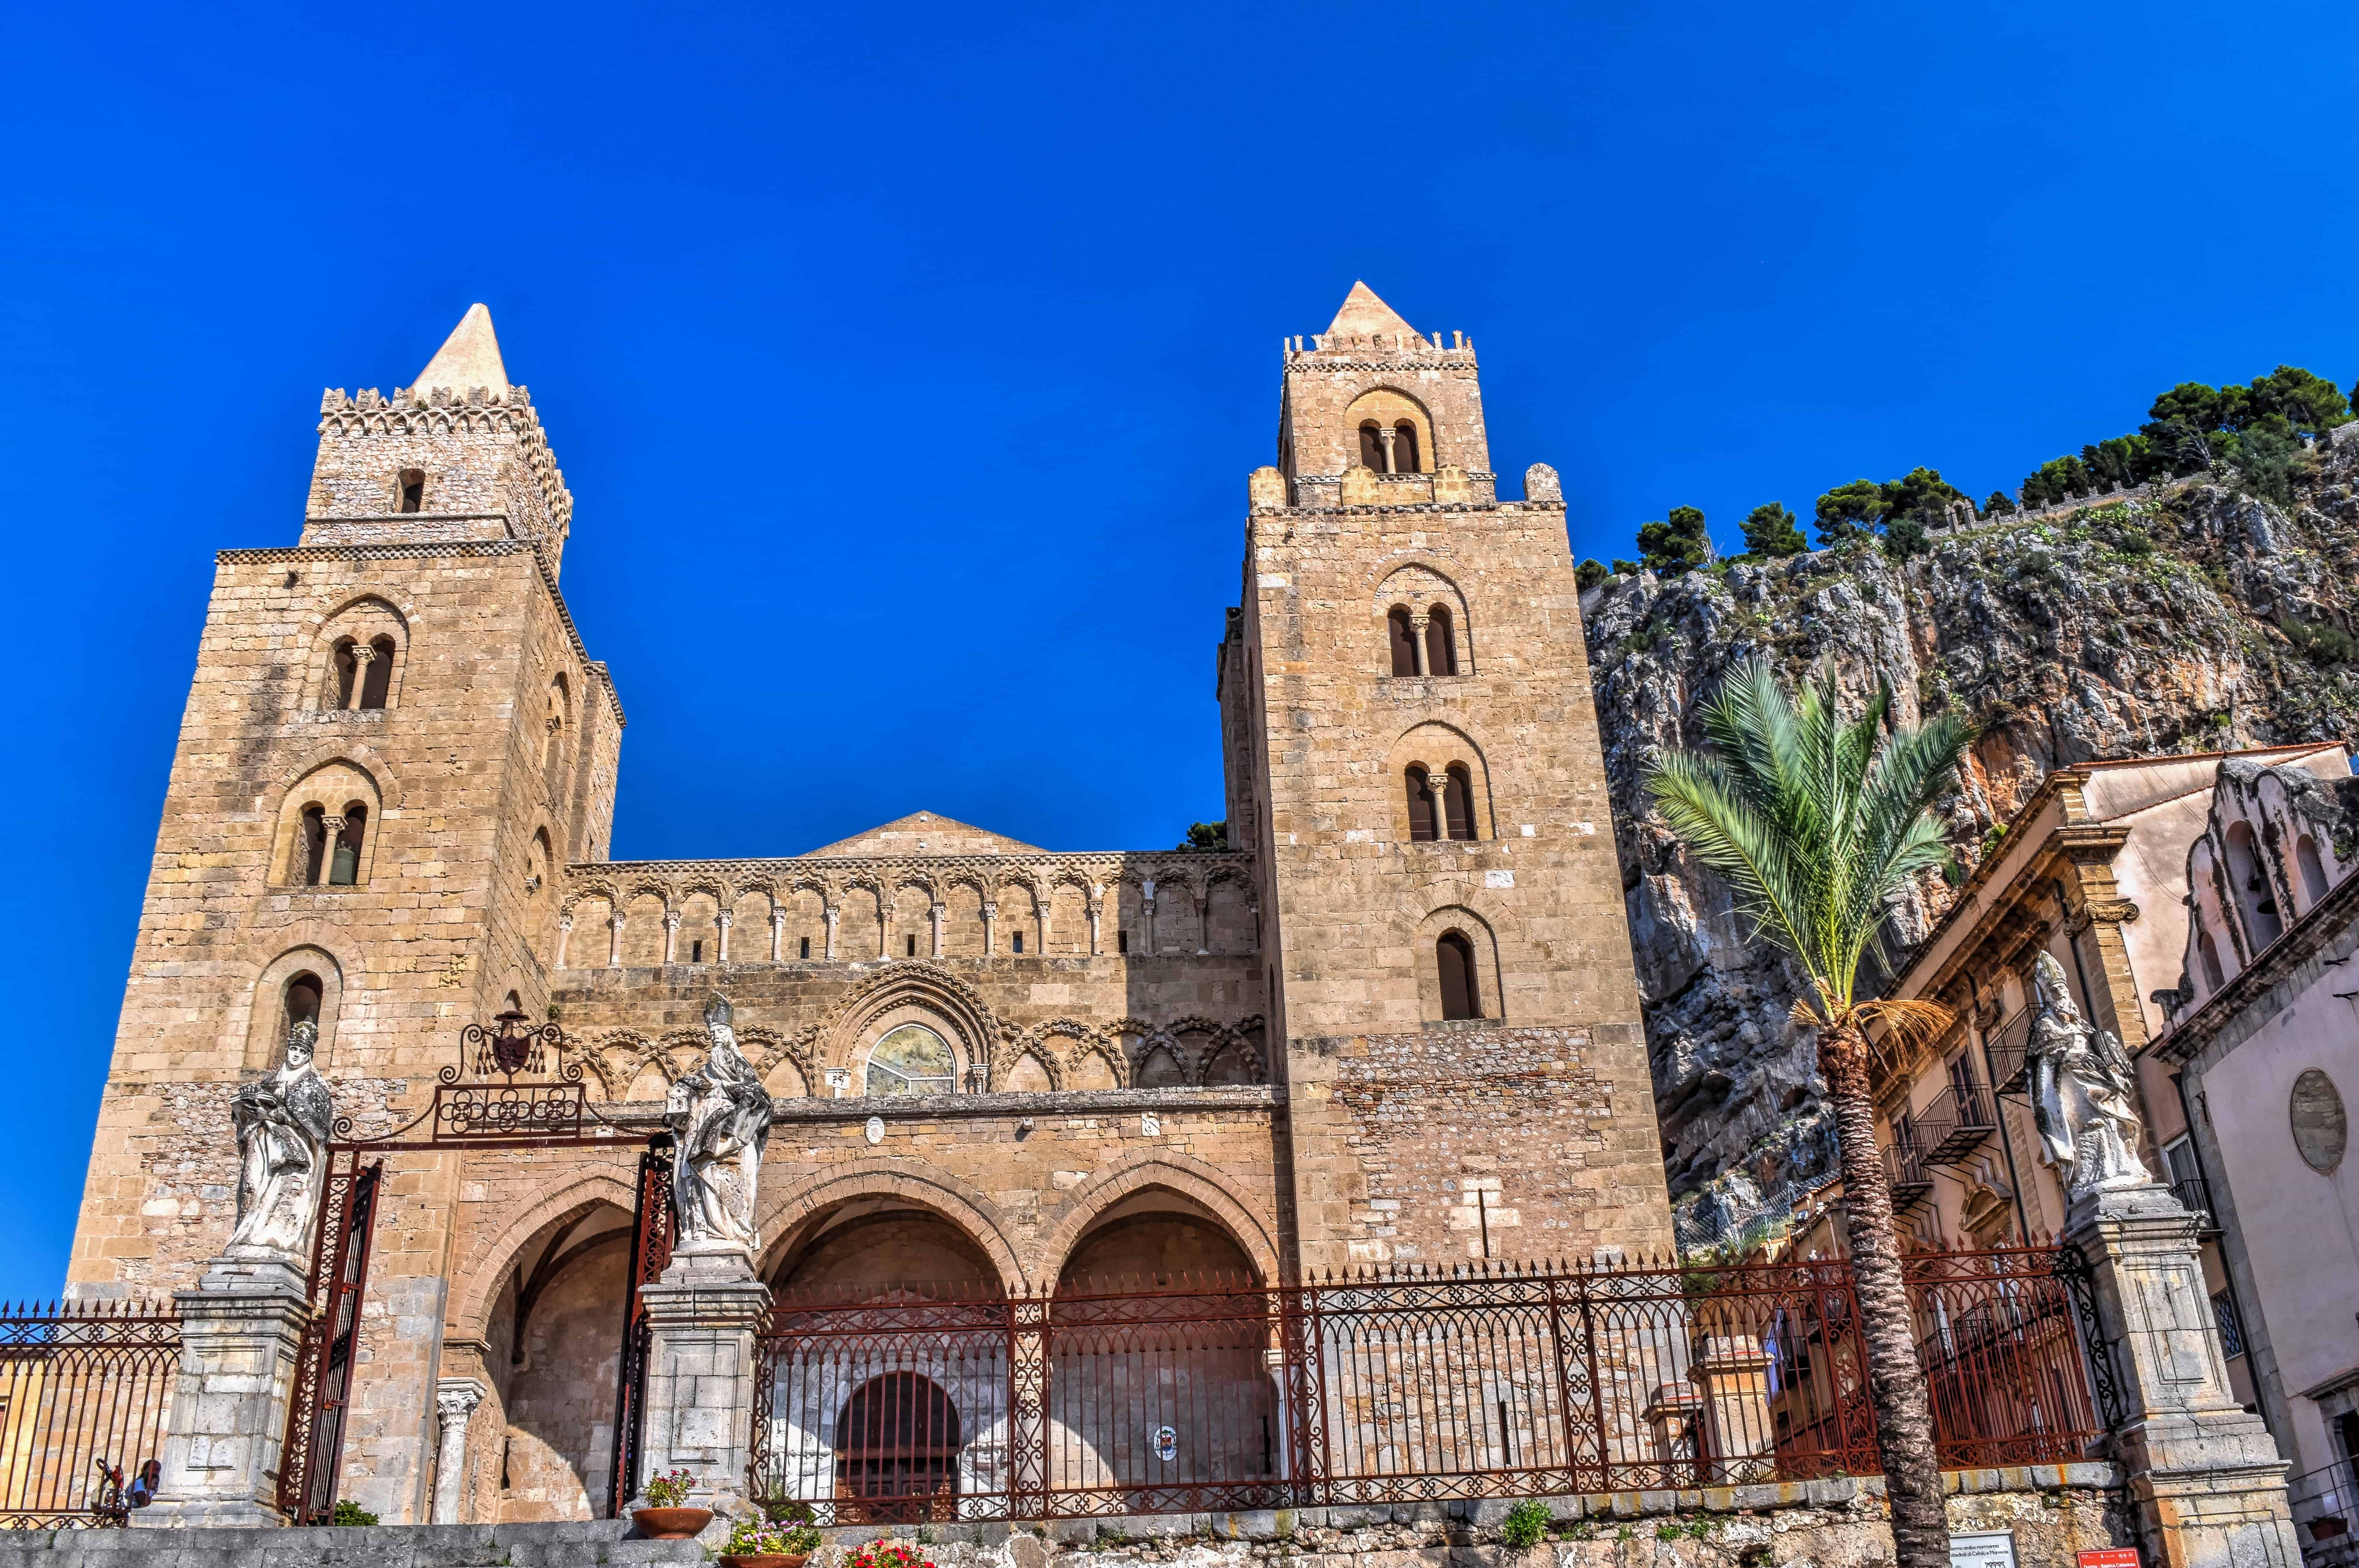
[
  {"left": 803, "top": 811, "right": 1044, "bottom": 858},
  {"left": 1324, "top": 281, "right": 1419, "bottom": 341},
  {"left": 414, "top": 303, "right": 509, "bottom": 393}
]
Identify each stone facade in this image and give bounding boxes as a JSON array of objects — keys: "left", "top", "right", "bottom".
[{"left": 64, "top": 288, "right": 1672, "bottom": 1524}]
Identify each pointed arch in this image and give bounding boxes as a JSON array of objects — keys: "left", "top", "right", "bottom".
[{"left": 1028, "top": 1155, "right": 1280, "bottom": 1286}]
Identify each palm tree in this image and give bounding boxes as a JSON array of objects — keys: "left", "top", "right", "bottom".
[{"left": 1646, "top": 657, "right": 1969, "bottom": 1568}]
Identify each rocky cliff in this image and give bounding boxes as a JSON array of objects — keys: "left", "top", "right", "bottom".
[{"left": 1585, "top": 438, "right": 2359, "bottom": 1245}]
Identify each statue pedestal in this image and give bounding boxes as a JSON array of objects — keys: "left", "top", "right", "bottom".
[
  {"left": 2067, "top": 1182, "right": 2299, "bottom": 1568},
  {"left": 140, "top": 1254, "right": 314, "bottom": 1529},
  {"left": 630, "top": 1248, "right": 771, "bottom": 1513}
]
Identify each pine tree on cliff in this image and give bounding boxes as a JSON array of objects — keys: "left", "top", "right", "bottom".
[{"left": 1645, "top": 659, "right": 1967, "bottom": 1568}]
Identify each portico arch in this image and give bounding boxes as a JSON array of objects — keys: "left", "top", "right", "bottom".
[
  {"left": 1029, "top": 1154, "right": 1279, "bottom": 1287},
  {"left": 755, "top": 1159, "right": 1028, "bottom": 1295}
]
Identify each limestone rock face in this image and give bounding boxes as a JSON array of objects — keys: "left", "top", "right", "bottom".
[{"left": 1587, "top": 448, "right": 2359, "bottom": 1241}]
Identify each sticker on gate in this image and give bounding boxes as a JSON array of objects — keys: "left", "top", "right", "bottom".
[{"left": 1152, "top": 1425, "right": 1177, "bottom": 1463}]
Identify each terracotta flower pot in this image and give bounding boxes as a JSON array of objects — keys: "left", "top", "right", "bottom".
[
  {"left": 632, "top": 1505, "right": 715, "bottom": 1540},
  {"left": 720, "top": 1555, "right": 809, "bottom": 1568}
]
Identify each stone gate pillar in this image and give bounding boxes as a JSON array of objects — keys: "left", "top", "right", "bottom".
[
  {"left": 631, "top": 1252, "right": 771, "bottom": 1513},
  {"left": 140, "top": 1256, "right": 313, "bottom": 1528},
  {"left": 2069, "top": 1184, "right": 2300, "bottom": 1568}
]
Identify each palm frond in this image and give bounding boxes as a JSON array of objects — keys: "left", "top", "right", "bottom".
[{"left": 1644, "top": 656, "right": 1973, "bottom": 1021}]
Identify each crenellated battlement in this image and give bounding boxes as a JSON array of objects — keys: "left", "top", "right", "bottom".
[{"left": 314, "top": 384, "right": 573, "bottom": 537}]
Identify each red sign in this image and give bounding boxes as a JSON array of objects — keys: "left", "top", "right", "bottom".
[{"left": 2080, "top": 1550, "right": 2140, "bottom": 1568}]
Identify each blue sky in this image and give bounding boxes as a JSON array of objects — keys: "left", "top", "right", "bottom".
[{"left": 4, "top": 2, "right": 2356, "bottom": 1297}]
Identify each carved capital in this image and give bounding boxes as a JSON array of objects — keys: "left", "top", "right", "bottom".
[
  {"left": 435, "top": 1379, "right": 485, "bottom": 1428},
  {"left": 2083, "top": 897, "right": 2140, "bottom": 926}
]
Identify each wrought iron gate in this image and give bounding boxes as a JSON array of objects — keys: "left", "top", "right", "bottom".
[
  {"left": 273, "top": 1009, "right": 670, "bottom": 1524},
  {"left": 277, "top": 1153, "right": 381, "bottom": 1524},
  {"left": 608, "top": 1137, "right": 675, "bottom": 1517}
]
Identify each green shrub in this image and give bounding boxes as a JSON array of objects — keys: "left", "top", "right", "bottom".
[
  {"left": 331, "top": 1500, "right": 379, "bottom": 1527},
  {"left": 1501, "top": 1499, "right": 1553, "bottom": 1549}
]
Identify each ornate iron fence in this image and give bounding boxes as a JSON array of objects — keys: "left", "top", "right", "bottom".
[
  {"left": 748, "top": 1247, "right": 2104, "bottom": 1523},
  {"left": 0, "top": 1301, "right": 180, "bottom": 1528}
]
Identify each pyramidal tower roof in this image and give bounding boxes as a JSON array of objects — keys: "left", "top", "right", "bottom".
[
  {"left": 1324, "top": 281, "right": 1419, "bottom": 342},
  {"left": 413, "top": 303, "right": 509, "bottom": 393}
]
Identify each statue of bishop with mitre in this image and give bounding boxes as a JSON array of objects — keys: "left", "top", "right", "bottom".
[{"left": 666, "top": 995, "right": 776, "bottom": 1268}]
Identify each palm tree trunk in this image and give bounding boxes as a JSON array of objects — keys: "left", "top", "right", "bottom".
[{"left": 1823, "top": 1020, "right": 1950, "bottom": 1568}]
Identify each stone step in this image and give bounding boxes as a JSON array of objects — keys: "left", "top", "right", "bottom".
[{"left": 0, "top": 1520, "right": 708, "bottom": 1568}]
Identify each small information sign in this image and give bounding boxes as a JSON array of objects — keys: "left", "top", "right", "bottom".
[
  {"left": 2078, "top": 1550, "right": 2140, "bottom": 1568},
  {"left": 1950, "top": 1532, "right": 2018, "bottom": 1568}
]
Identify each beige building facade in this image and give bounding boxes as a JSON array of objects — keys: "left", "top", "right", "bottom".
[{"left": 65, "top": 287, "right": 1673, "bottom": 1523}]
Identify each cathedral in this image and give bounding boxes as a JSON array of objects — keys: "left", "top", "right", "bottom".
[{"left": 68, "top": 286, "right": 1673, "bottom": 1524}]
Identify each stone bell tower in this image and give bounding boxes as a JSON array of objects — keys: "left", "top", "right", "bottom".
[
  {"left": 1218, "top": 282, "right": 1673, "bottom": 1272},
  {"left": 66, "top": 305, "right": 621, "bottom": 1521}
]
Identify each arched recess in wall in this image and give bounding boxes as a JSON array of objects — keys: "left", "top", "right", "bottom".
[
  {"left": 1344, "top": 388, "right": 1434, "bottom": 475},
  {"left": 2296, "top": 833, "right": 2330, "bottom": 909},
  {"left": 1372, "top": 563, "right": 1473, "bottom": 678},
  {"left": 1384, "top": 721, "right": 1496, "bottom": 843},
  {"left": 307, "top": 595, "right": 410, "bottom": 712},
  {"left": 1413, "top": 904, "right": 1505, "bottom": 1023},
  {"left": 2222, "top": 821, "right": 2285, "bottom": 950},
  {"left": 542, "top": 675, "right": 573, "bottom": 807},
  {"left": 243, "top": 945, "right": 346, "bottom": 1071},
  {"left": 2182, "top": 838, "right": 2242, "bottom": 997},
  {"left": 269, "top": 760, "right": 385, "bottom": 887}
]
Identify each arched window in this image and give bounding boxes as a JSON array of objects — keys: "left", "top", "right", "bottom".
[
  {"left": 867, "top": 1023, "right": 955, "bottom": 1096},
  {"left": 1437, "top": 932, "right": 1479, "bottom": 1020},
  {"left": 1443, "top": 764, "right": 1476, "bottom": 840},
  {"left": 1387, "top": 607, "right": 1417, "bottom": 676},
  {"left": 800, "top": 936, "right": 812, "bottom": 960},
  {"left": 299, "top": 805, "right": 330, "bottom": 885},
  {"left": 2298, "top": 834, "right": 2329, "bottom": 907},
  {"left": 2198, "top": 927, "right": 2225, "bottom": 990},
  {"left": 543, "top": 678, "right": 570, "bottom": 803},
  {"left": 905, "top": 934, "right": 918, "bottom": 957},
  {"left": 2223, "top": 822, "right": 2283, "bottom": 948},
  {"left": 1406, "top": 767, "right": 1437, "bottom": 842},
  {"left": 359, "top": 636, "right": 395, "bottom": 709},
  {"left": 329, "top": 640, "right": 359, "bottom": 710},
  {"left": 1393, "top": 421, "right": 1421, "bottom": 473},
  {"left": 1012, "top": 931, "right": 1024, "bottom": 954},
  {"left": 396, "top": 469, "right": 425, "bottom": 514},
  {"left": 1358, "top": 422, "right": 1386, "bottom": 471},
  {"left": 1425, "top": 605, "right": 1457, "bottom": 676},
  {"left": 283, "top": 972, "right": 323, "bottom": 1039},
  {"left": 328, "top": 805, "right": 367, "bottom": 886}
]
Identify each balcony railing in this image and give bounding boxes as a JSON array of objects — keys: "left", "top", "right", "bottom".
[
  {"left": 2288, "top": 1461, "right": 2359, "bottom": 1568},
  {"left": 1982, "top": 1009, "right": 2034, "bottom": 1096},
  {"left": 1919, "top": 1082, "right": 2000, "bottom": 1167},
  {"left": 2169, "top": 1175, "right": 2223, "bottom": 1235},
  {"left": 1887, "top": 1142, "right": 1935, "bottom": 1215}
]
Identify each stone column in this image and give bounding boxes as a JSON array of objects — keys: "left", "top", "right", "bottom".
[
  {"left": 554, "top": 913, "right": 572, "bottom": 968},
  {"left": 631, "top": 1253, "right": 772, "bottom": 1513},
  {"left": 663, "top": 910, "right": 681, "bottom": 965},
  {"left": 1376, "top": 424, "right": 1399, "bottom": 475},
  {"left": 1142, "top": 883, "right": 1156, "bottom": 955},
  {"left": 823, "top": 903, "right": 839, "bottom": 961},
  {"left": 1087, "top": 897, "right": 1103, "bottom": 956},
  {"left": 140, "top": 1256, "right": 314, "bottom": 1528},
  {"left": 715, "top": 910, "right": 731, "bottom": 963},
  {"left": 930, "top": 902, "right": 945, "bottom": 959},
  {"left": 770, "top": 908, "right": 786, "bottom": 962},
  {"left": 2068, "top": 1183, "right": 2299, "bottom": 1568},
  {"left": 343, "top": 644, "right": 374, "bottom": 710},
  {"left": 1691, "top": 1335, "right": 1775, "bottom": 1476},
  {"left": 982, "top": 902, "right": 997, "bottom": 956},
  {"left": 608, "top": 912, "right": 624, "bottom": 968},
  {"left": 429, "top": 1379, "right": 484, "bottom": 1525},
  {"left": 1409, "top": 611, "right": 1431, "bottom": 676}
]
